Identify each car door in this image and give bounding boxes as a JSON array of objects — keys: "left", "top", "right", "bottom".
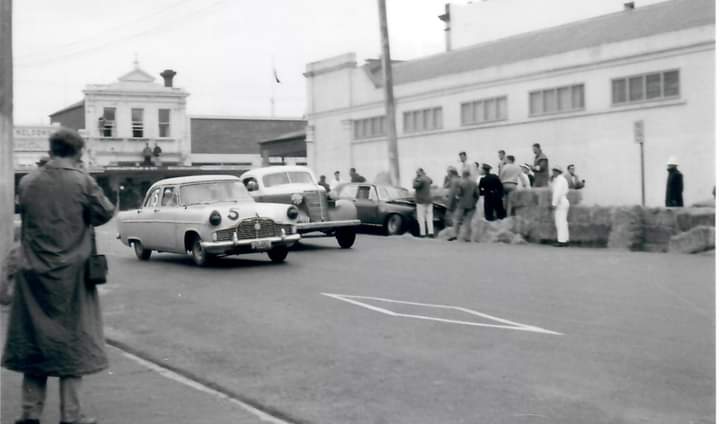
[
  {"left": 130, "top": 187, "right": 161, "bottom": 249},
  {"left": 153, "top": 186, "right": 181, "bottom": 252},
  {"left": 354, "top": 185, "right": 380, "bottom": 225}
]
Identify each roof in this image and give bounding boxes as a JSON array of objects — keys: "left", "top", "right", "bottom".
[
  {"left": 150, "top": 174, "right": 240, "bottom": 188},
  {"left": 49, "top": 100, "right": 84, "bottom": 117},
  {"left": 242, "top": 165, "right": 315, "bottom": 178},
  {"left": 190, "top": 117, "right": 306, "bottom": 154},
  {"left": 367, "top": 0, "right": 714, "bottom": 86},
  {"left": 259, "top": 129, "right": 306, "bottom": 144}
]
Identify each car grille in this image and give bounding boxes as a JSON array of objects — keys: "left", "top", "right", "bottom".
[
  {"left": 215, "top": 218, "right": 294, "bottom": 241},
  {"left": 303, "top": 190, "right": 328, "bottom": 222}
]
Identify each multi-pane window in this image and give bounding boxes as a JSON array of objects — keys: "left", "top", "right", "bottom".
[
  {"left": 403, "top": 107, "right": 443, "bottom": 133},
  {"left": 101, "top": 107, "right": 116, "bottom": 137},
  {"left": 461, "top": 96, "right": 507, "bottom": 125},
  {"left": 611, "top": 70, "right": 680, "bottom": 105},
  {"left": 529, "top": 84, "right": 584, "bottom": 116},
  {"left": 353, "top": 116, "right": 386, "bottom": 140},
  {"left": 131, "top": 108, "right": 144, "bottom": 138},
  {"left": 158, "top": 109, "right": 171, "bottom": 138}
]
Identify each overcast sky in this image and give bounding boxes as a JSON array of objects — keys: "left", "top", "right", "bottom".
[{"left": 13, "top": 0, "right": 667, "bottom": 124}]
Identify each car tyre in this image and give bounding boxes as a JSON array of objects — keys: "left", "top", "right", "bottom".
[
  {"left": 336, "top": 228, "right": 356, "bottom": 249},
  {"left": 384, "top": 214, "right": 404, "bottom": 236},
  {"left": 267, "top": 245, "right": 289, "bottom": 263},
  {"left": 132, "top": 241, "right": 152, "bottom": 261},
  {"left": 190, "top": 237, "right": 214, "bottom": 266}
]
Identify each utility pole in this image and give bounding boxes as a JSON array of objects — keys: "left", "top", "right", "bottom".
[
  {"left": 0, "top": 0, "right": 13, "bottom": 266},
  {"left": 634, "top": 120, "right": 645, "bottom": 206},
  {"left": 377, "top": 0, "right": 400, "bottom": 186}
]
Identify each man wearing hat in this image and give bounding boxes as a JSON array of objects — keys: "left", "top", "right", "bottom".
[
  {"left": 551, "top": 165, "right": 570, "bottom": 247},
  {"left": 665, "top": 156, "right": 683, "bottom": 207},
  {"left": 521, "top": 163, "right": 535, "bottom": 187},
  {"left": 478, "top": 164, "right": 505, "bottom": 221},
  {"left": 3, "top": 127, "right": 115, "bottom": 424}
]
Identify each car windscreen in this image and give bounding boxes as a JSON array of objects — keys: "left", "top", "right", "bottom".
[
  {"left": 262, "top": 171, "right": 315, "bottom": 187},
  {"left": 378, "top": 186, "right": 410, "bottom": 201},
  {"left": 180, "top": 181, "right": 253, "bottom": 205}
]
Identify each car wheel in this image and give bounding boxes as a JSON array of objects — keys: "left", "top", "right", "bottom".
[
  {"left": 190, "top": 237, "right": 213, "bottom": 266},
  {"left": 336, "top": 228, "right": 356, "bottom": 249},
  {"left": 267, "top": 245, "right": 289, "bottom": 263},
  {"left": 132, "top": 241, "right": 151, "bottom": 260},
  {"left": 385, "top": 214, "right": 404, "bottom": 235}
]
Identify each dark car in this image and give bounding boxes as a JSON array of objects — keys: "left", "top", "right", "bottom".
[{"left": 333, "top": 183, "right": 447, "bottom": 235}]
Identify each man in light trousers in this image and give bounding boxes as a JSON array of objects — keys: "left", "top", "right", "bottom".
[
  {"left": 551, "top": 166, "right": 569, "bottom": 247},
  {"left": 413, "top": 168, "right": 434, "bottom": 237}
]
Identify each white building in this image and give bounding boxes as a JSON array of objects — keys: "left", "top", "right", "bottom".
[{"left": 305, "top": 0, "right": 715, "bottom": 206}]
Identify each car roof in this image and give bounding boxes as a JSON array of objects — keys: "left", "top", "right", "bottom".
[
  {"left": 242, "top": 165, "right": 315, "bottom": 179},
  {"left": 149, "top": 174, "right": 240, "bottom": 189}
]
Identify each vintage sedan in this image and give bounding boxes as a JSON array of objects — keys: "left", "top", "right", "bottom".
[
  {"left": 334, "top": 183, "right": 447, "bottom": 235},
  {"left": 117, "top": 175, "right": 301, "bottom": 266},
  {"left": 240, "top": 166, "right": 361, "bottom": 248}
]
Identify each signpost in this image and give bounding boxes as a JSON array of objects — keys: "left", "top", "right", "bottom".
[{"left": 634, "top": 120, "right": 645, "bottom": 206}]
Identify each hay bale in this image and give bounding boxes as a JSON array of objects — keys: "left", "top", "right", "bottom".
[
  {"left": 509, "top": 189, "right": 538, "bottom": 208},
  {"left": 675, "top": 207, "right": 715, "bottom": 232},
  {"left": 591, "top": 207, "right": 613, "bottom": 227},
  {"left": 511, "top": 234, "right": 528, "bottom": 245},
  {"left": 668, "top": 226, "right": 715, "bottom": 254},
  {"left": 567, "top": 206, "right": 592, "bottom": 225},
  {"left": 608, "top": 206, "right": 644, "bottom": 250},
  {"left": 569, "top": 223, "right": 610, "bottom": 246},
  {"left": 536, "top": 188, "right": 553, "bottom": 207},
  {"left": 567, "top": 189, "right": 583, "bottom": 205}
]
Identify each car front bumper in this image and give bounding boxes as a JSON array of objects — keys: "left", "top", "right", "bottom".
[
  {"left": 200, "top": 233, "right": 301, "bottom": 254},
  {"left": 296, "top": 219, "right": 361, "bottom": 233}
]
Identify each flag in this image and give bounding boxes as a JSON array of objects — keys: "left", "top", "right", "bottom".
[{"left": 273, "top": 68, "right": 281, "bottom": 83}]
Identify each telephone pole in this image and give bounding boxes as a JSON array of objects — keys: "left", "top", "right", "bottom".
[
  {"left": 0, "top": 0, "right": 12, "bottom": 262},
  {"left": 377, "top": 0, "right": 400, "bottom": 186}
]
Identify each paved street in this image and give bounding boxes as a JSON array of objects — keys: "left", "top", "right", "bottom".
[{"left": 3, "top": 220, "right": 715, "bottom": 424}]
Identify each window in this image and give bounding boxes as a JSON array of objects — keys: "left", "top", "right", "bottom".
[
  {"left": 403, "top": 107, "right": 442, "bottom": 133},
  {"left": 461, "top": 96, "right": 507, "bottom": 125},
  {"left": 158, "top": 109, "right": 170, "bottom": 138},
  {"left": 131, "top": 108, "right": 144, "bottom": 138},
  {"left": 100, "top": 107, "right": 116, "bottom": 137},
  {"left": 529, "top": 84, "right": 584, "bottom": 116},
  {"left": 160, "top": 187, "right": 177, "bottom": 207},
  {"left": 611, "top": 70, "right": 680, "bottom": 105},
  {"left": 144, "top": 188, "right": 161, "bottom": 208},
  {"left": 338, "top": 184, "right": 358, "bottom": 199},
  {"left": 353, "top": 116, "right": 386, "bottom": 140},
  {"left": 261, "top": 171, "right": 314, "bottom": 187}
]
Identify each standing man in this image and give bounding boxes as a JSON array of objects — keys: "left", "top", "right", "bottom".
[
  {"left": 444, "top": 166, "right": 460, "bottom": 226},
  {"left": 518, "top": 163, "right": 532, "bottom": 189},
  {"left": 499, "top": 155, "right": 522, "bottom": 213},
  {"left": 551, "top": 165, "right": 570, "bottom": 247},
  {"left": 413, "top": 168, "right": 434, "bottom": 238},
  {"left": 497, "top": 150, "right": 507, "bottom": 175},
  {"left": 478, "top": 164, "right": 506, "bottom": 221},
  {"left": 522, "top": 163, "right": 535, "bottom": 186},
  {"left": 318, "top": 175, "right": 331, "bottom": 192},
  {"left": 152, "top": 142, "right": 162, "bottom": 167},
  {"left": 3, "top": 128, "right": 115, "bottom": 424},
  {"left": 458, "top": 151, "right": 478, "bottom": 180},
  {"left": 665, "top": 157, "right": 684, "bottom": 207},
  {"left": 349, "top": 168, "right": 366, "bottom": 183},
  {"left": 142, "top": 142, "right": 152, "bottom": 166},
  {"left": 449, "top": 169, "right": 479, "bottom": 241},
  {"left": 329, "top": 170, "right": 343, "bottom": 190},
  {"left": 532, "top": 143, "right": 549, "bottom": 187},
  {"left": 565, "top": 164, "right": 586, "bottom": 189}
]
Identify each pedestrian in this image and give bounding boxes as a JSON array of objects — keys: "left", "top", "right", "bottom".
[
  {"left": 444, "top": 166, "right": 461, "bottom": 226},
  {"left": 329, "top": 170, "right": 343, "bottom": 190},
  {"left": 551, "top": 165, "right": 570, "bottom": 247},
  {"left": 413, "top": 168, "right": 434, "bottom": 238},
  {"left": 522, "top": 163, "right": 535, "bottom": 186},
  {"left": 3, "top": 128, "right": 116, "bottom": 424},
  {"left": 499, "top": 154, "right": 522, "bottom": 213},
  {"left": 665, "top": 156, "right": 684, "bottom": 207},
  {"left": 473, "top": 162, "right": 482, "bottom": 185},
  {"left": 142, "top": 142, "right": 152, "bottom": 166},
  {"left": 349, "top": 168, "right": 366, "bottom": 183},
  {"left": 458, "top": 151, "right": 478, "bottom": 181},
  {"left": 497, "top": 150, "right": 506, "bottom": 175},
  {"left": 318, "top": 175, "right": 331, "bottom": 192},
  {"left": 448, "top": 169, "right": 479, "bottom": 241},
  {"left": 152, "top": 143, "right": 162, "bottom": 166},
  {"left": 443, "top": 165, "right": 459, "bottom": 189},
  {"left": 532, "top": 143, "right": 550, "bottom": 187},
  {"left": 478, "top": 163, "right": 506, "bottom": 221},
  {"left": 565, "top": 164, "right": 586, "bottom": 189},
  {"left": 518, "top": 163, "right": 532, "bottom": 189}
]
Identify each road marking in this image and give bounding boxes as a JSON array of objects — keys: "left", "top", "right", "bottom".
[
  {"left": 322, "top": 293, "right": 562, "bottom": 336},
  {"left": 108, "top": 345, "right": 295, "bottom": 424}
]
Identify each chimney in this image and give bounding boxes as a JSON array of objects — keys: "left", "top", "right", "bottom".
[
  {"left": 160, "top": 69, "right": 177, "bottom": 87},
  {"left": 624, "top": 2, "right": 635, "bottom": 10}
]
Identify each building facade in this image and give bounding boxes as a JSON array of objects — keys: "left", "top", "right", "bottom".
[{"left": 305, "top": 0, "right": 715, "bottom": 206}]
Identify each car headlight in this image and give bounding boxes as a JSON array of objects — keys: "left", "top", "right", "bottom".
[
  {"left": 291, "top": 193, "right": 303, "bottom": 205},
  {"left": 209, "top": 210, "right": 222, "bottom": 226},
  {"left": 287, "top": 206, "right": 299, "bottom": 220}
]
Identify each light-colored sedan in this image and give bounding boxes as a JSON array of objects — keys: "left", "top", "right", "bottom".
[{"left": 117, "top": 175, "right": 301, "bottom": 266}]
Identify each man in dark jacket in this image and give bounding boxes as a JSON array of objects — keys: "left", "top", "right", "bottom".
[
  {"left": 413, "top": 168, "right": 434, "bottom": 237},
  {"left": 3, "top": 128, "right": 115, "bottom": 424},
  {"left": 665, "top": 156, "right": 684, "bottom": 207},
  {"left": 532, "top": 143, "right": 550, "bottom": 187},
  {"left": 449, "top": 170, "right": 479, "bottom": 241},
  {"left": 479, "top": 163, "right": 506, "bottom": 221},
  {"left": 349, "top": 168, "right": 366, "bottom": 183}
]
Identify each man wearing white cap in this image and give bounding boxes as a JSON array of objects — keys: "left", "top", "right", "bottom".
[
  {"left": 551, "top": 165, "right": 569, "bottom": 247},
  {"left": 665, "top": 156, "right": 684, "bottom": 207}
]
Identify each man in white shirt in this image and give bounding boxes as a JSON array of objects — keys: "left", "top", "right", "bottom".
[
  {"left": 329, "top": 170, "right": 343, "bottom": 191},
  {"left": 551, "top": 166, "right": 570, "bottom": 247}
]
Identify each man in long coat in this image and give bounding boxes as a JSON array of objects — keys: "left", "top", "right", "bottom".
[
  {"left": 532, "top": 143, "right": 550, "bottom": 187},
  {"left": 478, "top": 164, "right": 506, "bottom": 221},
  {"left": 449, "top": 170, "right": 479, "bottom": 241},
  {"left": 665, "top": 157, "right": 684, "bottom": 207},
  {"left": 3, "top": 128, "right": 115, "bottom": 424}
]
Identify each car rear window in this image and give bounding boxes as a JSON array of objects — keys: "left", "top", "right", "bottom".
[{"left": 262, "top": 171, "right": 314, "bottom": 187}]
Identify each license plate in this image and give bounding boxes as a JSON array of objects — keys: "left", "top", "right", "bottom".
[{"left": 251, "top": 240, "right": 272, "bottom": 250}]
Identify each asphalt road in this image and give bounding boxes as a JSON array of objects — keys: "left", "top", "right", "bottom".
[{"left": 42, "top": 222, "right": 720, "bottom": 423}]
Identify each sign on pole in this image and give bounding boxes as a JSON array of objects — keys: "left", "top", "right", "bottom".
[
  {"left": 634, "top": 120, "right": 646, "bottom": 206},
  {"left": 634, "top": 120, "right": 644, "bottom": 144}
]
